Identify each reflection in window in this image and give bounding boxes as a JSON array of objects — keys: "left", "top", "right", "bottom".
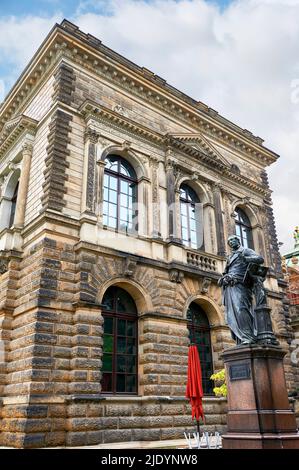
[
  {"left": 9, "top": 182, "right": 19, "bottom": 228},
  {"left": 187, "top": 302, "right": 213, "bottom": 395},
  {"left": 234, "top": 208, "right": 254, "bottom": 249},
  {"left": 101, "top": 286, "right": 138, "bottom": 394},
  {"left": 180, "top": 184, "right": 200, "bottom": 249},
  {"left": 103, "top": 156, "right": 137, "bottom": 233}
]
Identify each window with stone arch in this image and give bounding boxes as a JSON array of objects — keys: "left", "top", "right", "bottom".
[
  {"left": 187, "top": 302, "right": 213, "bottom": 395},
  {"left": 234, "top": 207, "right": 254, "bottom": 249},
  {"left": 180, "top": 184, "right": 202, "bottom": 249},
  {"left": 101, "top": 286, "right": 138, "bottom": 395},
  {"left": 103, "top": 155, "right": 137, "bottom": 234}
]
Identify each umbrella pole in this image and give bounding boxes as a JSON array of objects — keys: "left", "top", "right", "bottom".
[{"left": 196, "top": 420, "right": 200, "bottom": 436}]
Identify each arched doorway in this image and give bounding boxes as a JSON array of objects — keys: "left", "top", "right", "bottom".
[
  {"left": 187, "top": 302, "right": 214, "bottom": 394},
  {"left": 101, "top": 286, "right": 138, "bottom": 394}
]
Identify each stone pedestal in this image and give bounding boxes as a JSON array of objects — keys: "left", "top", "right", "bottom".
[{"left": 222, "top": 344, "right": 299, "bottom": 449}]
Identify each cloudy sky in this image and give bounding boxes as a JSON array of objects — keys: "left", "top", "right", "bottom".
[{"left": 0, "top": 0, "right": 298, "bottom": 253}]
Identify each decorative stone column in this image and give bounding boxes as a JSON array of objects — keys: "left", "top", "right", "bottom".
[
  {"left": 82, "top": 128, "right": 100, "bottom": 216},
  {"left": 150, "top": 158, "right": 161, "bottom": 238},
  {"left": 166, "top": 158, "right": 179, "bottom": 243},
  {"left": 212, "top": 183, "right": 226, "bottom": 257},
  {"left": 14, "top": 143, "right": 33, "bottom": 228}
]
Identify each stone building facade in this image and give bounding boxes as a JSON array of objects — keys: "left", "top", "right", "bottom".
[{"left": 0, "top": 20, "right": 297, "bottom": 447}]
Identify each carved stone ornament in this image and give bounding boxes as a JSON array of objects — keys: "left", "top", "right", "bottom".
[
  {"left": 169, "top": 269, "right": 184, "bottom": 283},
  {"left": 201, "top": 277, "right": 212, "bottom": 294},
  {"left": 0, "top": 259, "right": 8, "bottom": 275},
  {"left": 123, "top": 257, "right": 138, "bottom": 277},
  {"left": 84, "top": 128, "right": 100, "bottom": 144}
]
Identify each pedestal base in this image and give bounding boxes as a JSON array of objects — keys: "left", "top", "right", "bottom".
[{"left": 221, "top": 344, "right": 299, "bottom": 449}]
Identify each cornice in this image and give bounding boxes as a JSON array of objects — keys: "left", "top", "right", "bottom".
[
  {"left": 0, "top": 20, "right": 279, "bottom": 168},
  {"left": 80, "top": 100, "right": 269, "bottom": 197},
  {"left": 0, "top": 114, "right": 38, "bottom": 159}
]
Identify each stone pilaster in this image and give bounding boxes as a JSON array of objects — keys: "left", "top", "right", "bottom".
[
  {"left": 150, "top": 158, "right": 161, "bottom": 238},
  {"left": 81, "top": 128, "right": 100, "bottom": 216},
  {"left": 14, "top": 143, "right": 33, "bottom": 228},
  {"left": 212, "top": 183, "right": 226, "bottom": 257}
]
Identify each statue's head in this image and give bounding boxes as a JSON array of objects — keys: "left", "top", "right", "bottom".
[{"left": 228, "top": 235, "right": 241, "bottom": 250}]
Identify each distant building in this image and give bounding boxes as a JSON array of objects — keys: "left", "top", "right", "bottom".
[
  {"left": 0, "top": 20, "right": 297, "bottom": 447},
  {"left": 282, "top": 228, "right": 299, "bottom": 306}
]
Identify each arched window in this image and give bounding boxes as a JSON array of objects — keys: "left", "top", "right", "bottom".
[
  {"left": 234, "top": 207, "right": 254, "bottom": 249},
  {"left": 187, "top": 302, "right": 213, "bottom": 394},
  {"left": 180, "top": 184, "right": 201, "bottom": 249},
  {"left": 103, "top": 155, "right": 137, "bottom": 233},
  {"left": 9, "top": 181, "right": 19, "bottom": 228},
  {"left": 101, "top": 286, "right": 138, "bottom": 394}
]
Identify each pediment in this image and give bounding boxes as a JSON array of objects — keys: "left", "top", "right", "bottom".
[
  {"left": 171, "top": 132, "right": 230, "bottom": 166},
  {"left": 0, "top": 114, "right": 38, "bottom": 158}
]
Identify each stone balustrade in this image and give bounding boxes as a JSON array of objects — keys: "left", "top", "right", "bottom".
[{"left": 186, "top": 249, "right": 222, "bottom": 273}]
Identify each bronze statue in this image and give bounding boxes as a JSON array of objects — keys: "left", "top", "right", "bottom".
[{"left": 218, "top": 235, "right": 268, "bottom": 345}]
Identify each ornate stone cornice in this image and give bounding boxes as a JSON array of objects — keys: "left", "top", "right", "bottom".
[
  {"left": 172, "top": 132, "right": 230, "bottom": 166},
  {"left": 0, "top": 115, "right": 37, "bottom": 159},
  {"left": 80, "top": 101, "right": 164, "bottom": 145},
  {"left": 80, "top": 101, "right": 270, "bottom": 198},
  {"left": 0, "top": 20, "right": 279, "bottom": 168}
]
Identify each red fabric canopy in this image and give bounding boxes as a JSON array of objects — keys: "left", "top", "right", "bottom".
[{"left": 186, "top": 345, "right": 205, "bottom": 423}]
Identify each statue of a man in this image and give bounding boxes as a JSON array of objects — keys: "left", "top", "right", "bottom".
[{"left": 218, "top": 235, "right": 265, "bottom": 345}]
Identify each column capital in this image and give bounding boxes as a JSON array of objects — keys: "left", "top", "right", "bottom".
[
  {"left": 84, "top": 127, "right": 100, "bottom": 144},
  {"left": 22, "top": 142, "right": 33, "bottom": 155}
]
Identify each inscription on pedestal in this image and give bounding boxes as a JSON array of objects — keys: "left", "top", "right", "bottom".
[{"left": 229, "top": 362, "right": 251, "bottom": 381}]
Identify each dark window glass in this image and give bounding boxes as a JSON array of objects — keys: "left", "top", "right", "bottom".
[
  {"left": 187, "top": 302, "right": 214, "bottom": 395},
  {"left": 103, "top": 156, "right": 137, "bottom": 234},
  {"left": 180, "top": 184, "right": 201, "bottom": 249},
  {"left": 234, "top": 208, "right": 254, "bottom": 249},
  {"left": 9, "top": 182, "right": 19, "bottom": 228},
  {"left": 101, "top": 286, "right": 138, "bottom": 394}
]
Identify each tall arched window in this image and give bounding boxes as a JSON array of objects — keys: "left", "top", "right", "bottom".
[
  {"left": 9, "top": 181, "right": 19, "bottom": 228},
  {"left": 234, "top": 207, "right": 254, "bottom": 249},
  {"left": 187, "top": 302, "right": 213, "bottom": 394},
  {"left": 103, "top": 155, "right": 137, "bottom": 233},
  {"left": 180, "top": 184, "right": 201, "bottom": 249},
  {"left": 101, "top": 286, "right": 138, "bottom": 394}
]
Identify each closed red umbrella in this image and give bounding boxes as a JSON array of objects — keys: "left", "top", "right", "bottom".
[{"left": 186, "top": 344, "right": 205, "bottom": 434}]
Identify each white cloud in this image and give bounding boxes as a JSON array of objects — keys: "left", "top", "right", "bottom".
[{"left": 0, "top": 0, "right": 298, "bottom": 252}]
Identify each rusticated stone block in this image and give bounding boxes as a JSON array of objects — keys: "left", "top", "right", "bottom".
[
  {"left": 66, "top": 431, "right": 87, "bottom": 446},
  {"left": 68, "top": 404, "right": 88, "bottom": 417},
  {"left": 69, "top": 417, "right": 118, "bottom": 431},
  {"left": 143, "top": 344, "right": 170, "bottom": 354},
  {"left": 132, "top": 428, "right": 161, "bottom": 441},
  {"left": 68, "top": 383, "right": 100, "bottom": 394},
  {"left": 0, "top": 432, "right": 25, "bottom": 447},
  {"left": 105, "top": 405, "right": 132, "bottom": 417},
  {"left": 131, "top": 405, "right": 161, "bottom": 417},
  {"left": 45, "top": 431, "right": 66, "bottom": 447},
  {"left": 140, "top": 374, "right": 158, "bottom": 385},
  {"left": 86, "top": 431, "right": 103, "bottom": 445},
  {"left": 173, "top": 415, "right": 194, "bottom": 427},
  {"left": 161, "top": 427, "right": 192, "bottom": 440},
  {"left": 161, "top": 405, "right": 185, "bottom": 416},
  {"left": 143, "top": 364, "right": 171, "bottom": 374},
  {"left": 70, "top": 358, "right": 102, "bottom": 370},
  {"left": 160, "top": 375, "right": 184, "bottom": 385},
  {"left": 86, "top": 404, "right": 104, "bottom": 417},
  {"left": 103, "top": 429, "right": 132, "bottom": 444}
]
